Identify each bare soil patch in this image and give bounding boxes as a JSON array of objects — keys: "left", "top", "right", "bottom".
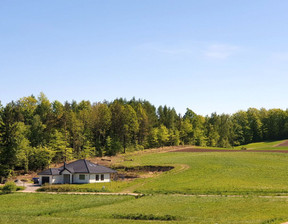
[
  {"left": 171, "top": 147, "right": 288, "bottom": 153},
  {"left": 114, "top": 165, "right": 174, "bottom": 172},
  {"left": 113, "top": 165, "right": 174, "bottom": 180},
  {"left": 275, "top": 140, "right": 288, "bottom": 147}
]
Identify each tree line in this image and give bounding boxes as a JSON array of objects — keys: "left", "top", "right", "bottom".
[{"left": 1, "top": 93, "right": 288, "bottom": 178}]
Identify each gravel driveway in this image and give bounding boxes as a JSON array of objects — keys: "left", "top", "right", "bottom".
[{"left": 15, "top": 182, "right": 40, "bottom": 192}]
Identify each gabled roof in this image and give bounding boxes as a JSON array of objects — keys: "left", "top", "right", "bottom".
[
  {"left": 59, "top": 167, "right": 74, "bottom": 174},
  {"left": 38, "top": 159, "right": 117, "bottom": 175}
]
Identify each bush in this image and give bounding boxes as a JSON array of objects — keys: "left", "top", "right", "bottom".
[
  {"left": 37, "top": 185, "right": 74, "bottom": 192},
  {"left": 2, "top": 182, "right": 17, "bottom": 194},
  {"left": 16, "top": 186, "right": 25, "bottom": 191},
  {"left": 37, "top": 184, "right": 106, "bottom": 193}
]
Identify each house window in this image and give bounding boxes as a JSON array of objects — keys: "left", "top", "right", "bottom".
[
  {"left": 101, "top": 174, "right": 104, "bottom": 181},
  {"left": 96, "top": 174, "right": 99, "bottom": 181},
  {"left": 79, "top": 174, "right": 85, "bottom": 180}
]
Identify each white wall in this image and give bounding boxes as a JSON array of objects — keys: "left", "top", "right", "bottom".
[
  {"left": 39, "top": 175, "right": 52, "bottom": 185},
  {"left": 52, "top": 175, "right": 63, "bottom": 184},
  {"left": 39, "top": 175, "right": 62, "bottom": 185},
  {"left": 89, "top": 173, "right": 111, "bottom": 183},
  {"left": 73, "top": 173, "right": 90, "bottom": 184},
  {"left": 61, "top": 170, "right": 71, "bottom": 175},
  {"left": 39, "top": 173, "right": 112, "bottom": 185},
  {"left": 61, "top": 170, "right": 73, "bottom": 183}
]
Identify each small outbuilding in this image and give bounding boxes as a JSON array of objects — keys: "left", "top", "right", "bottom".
[{"left": 38, "top": 159, "right": 117, "bottom": 185}]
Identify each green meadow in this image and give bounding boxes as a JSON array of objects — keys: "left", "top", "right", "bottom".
[
  {"left": 1, "top": 193, "right": 288, "bottom": 223},
  {"left": 4, "top": 140, "right": 288, "bottom": 223},
  {"left": 122, "top": 151, "right": 288, "bottom": 195},
  {"left": 234, "top": 140, "right": 288, "bottom": 150}
]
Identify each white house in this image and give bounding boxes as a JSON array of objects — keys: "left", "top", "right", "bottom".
[{"left": 38, "top": 159, "right": 117, "bottom": 185}]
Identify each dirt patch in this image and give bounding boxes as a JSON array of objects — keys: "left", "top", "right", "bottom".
[
  {"left": 171, "top": 147, "right": 288, "bottom": 153},
  {"left": 114, "top": 165, "right": 174, "bottom": 172},
  {"left": 113, "top": 166, "right": 174, "bottom": 180},
  {"left": 275, "top": 140, "right": 288, "bottom": 147}
]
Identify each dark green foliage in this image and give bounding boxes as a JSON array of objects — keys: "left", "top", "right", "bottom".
[
  {"left": 2, "top": 182, "right": 17, "bottom": 194},
  {"left": 29, "top": 115, "right": 46, "bottom": 147},
  {"left": 28, "top": 147, "right": 54, "bottom": 171},
  {"left": 0, "top": 164, "right": 12, "bottom": 183}
]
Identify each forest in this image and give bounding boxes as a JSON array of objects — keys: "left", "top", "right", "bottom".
[{"left": 1, "top": 92, "right": 288, "bottom": 178}]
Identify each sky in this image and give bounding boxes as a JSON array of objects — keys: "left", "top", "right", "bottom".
[{"left": 1, "top": 0, "right": 288, "bottom": 116}]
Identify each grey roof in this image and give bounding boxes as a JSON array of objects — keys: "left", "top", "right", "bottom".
[
  {"left": 38, "top": 159, "right": 117, "bottom": 175},
  {"left": 38, "top": 168, "right": 62, "bottom": 175},
  {"left": 60, "top": 166, "right": 74, "bottom": 174}
]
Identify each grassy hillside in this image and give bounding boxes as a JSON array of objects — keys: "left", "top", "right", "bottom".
[
  {"left": 5, "top": 141, "right": 288, "bottom": 224},
  {"left": 234, "top": 140, "right": 288, "bottom": 150},
  {"left": 120, "top": 150, "right": 288, "bottom": 195}
]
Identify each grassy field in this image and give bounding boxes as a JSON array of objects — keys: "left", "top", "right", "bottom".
[
  {"left": 4, "top": 140, "right": 288, "bottom": 223},
  {"left": 1, "top": 193, "right": 288, "bottom": 223},
  {"left": 234, "top": 140, "right": 288, "bottom": 150},
  {"left": 121, "top": 150, "right": 288, "bottom": 195}
]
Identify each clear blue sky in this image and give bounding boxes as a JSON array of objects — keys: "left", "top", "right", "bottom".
[{"left": 1, "top": 1, "right": 288, "bottom": 116}]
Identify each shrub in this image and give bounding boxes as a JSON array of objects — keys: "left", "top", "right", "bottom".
[
  {"left": 16, "top": 186, "right": 25, "bottom": 191},
  {"left": 37, "top": 185, "right": 74, "bottom": 192},
  {"left": 2, "top": 182, "right": 17, "bottom": 194},
  {"left": 37, "top": 184, "right": 106, "bottom": 193}
]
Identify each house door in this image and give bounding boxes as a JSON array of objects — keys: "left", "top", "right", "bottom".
[
  {"left": 42, "top": 176, "right": 50, "bottom": 185},
  {"left": 63, "top": 174, "right": 70, "bottom": 184}
]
